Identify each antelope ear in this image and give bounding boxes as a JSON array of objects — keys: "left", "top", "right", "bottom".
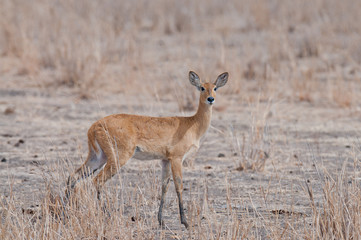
[
  {"left": 189, "top": 71, "right": 201, "bottom": 89},
  {"left": 214, "top": 72, "right": 228, "bottom": 88}
]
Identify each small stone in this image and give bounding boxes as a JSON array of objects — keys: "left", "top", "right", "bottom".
[
  {"left": 131, "top": 216, "right": 140, "bottom": 222},
  {"left": 236, "top": 166, "right": 244, "bottom": 171},
  {"left": 14, "top": 139, "right": 25, "bottom": 147},
  {"left": 31, "top": 161, "right": 39, "bottom": 165},
  {"left": 4, "top": 107, "right": 15, "bottom": 115},
  {"left": 1, "top": 158, "right": 6, "bottom": 162},
  {"left": 218, "top": 153, "right": 225, "bottom": 158}
]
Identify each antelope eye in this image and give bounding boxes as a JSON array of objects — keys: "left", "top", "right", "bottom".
[
  {"left": 200, "top": 87, "right": 205, "bottom": 91},
  {"left": 214, "top": 87, "right": 217, "bottom": 91}
]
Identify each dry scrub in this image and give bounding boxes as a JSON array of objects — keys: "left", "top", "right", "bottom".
[
  {"left": 1, "top": 155, "right": 360, "bottom": 239},
  {"left": 229, "top": 98, "right": 273, "bottom": 172},
  {"left": 1, "top": 0, "right": 361, "bottom": 239},
  {"left": 1, "top": 0, "right": 361, "bottom": 104},
  {"left": 306, "top": 157, "right": 361, "bottom": 239}
]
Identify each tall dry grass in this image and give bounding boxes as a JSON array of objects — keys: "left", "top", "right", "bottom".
[
  {"left": 305, "top": 156, "right": 361, "bottom": 239},
  {"left": 1, "top": 152, "right": 360, "bottom": 239},
  {"left": 228, "top": 98, "right": 273, "bottom": 172},
  {"left": 1, "top": 0, "right": 361, "bottom": 105}
]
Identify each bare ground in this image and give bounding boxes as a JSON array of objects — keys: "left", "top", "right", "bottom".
[
  {"left": 1, "top": 80, "right": 360, "bottom": 238},
  {"left": 1, "top": 0, "right": 361, "bottom": 238}
]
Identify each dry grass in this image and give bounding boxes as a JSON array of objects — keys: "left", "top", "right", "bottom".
[
  {"left": 306, "top": 156, "right": 361, "bottom": 239},
  {"left": 1, "top": 0, "right": 361, "bottom": 103},
  {"left": 1, "top": 0, "right": 361, "bottom": 239},
  {"left": 229, "top": 98, "right": 272, "bottom": 172},
  {"left": 1, "top": 155, "right": 359, "bottom": 239},
  {"left": 1, "top": 161, "right": 247, "bottom": 239}
]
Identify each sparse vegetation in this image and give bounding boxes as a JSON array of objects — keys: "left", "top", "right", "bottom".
[
  {"left": 1, "top": 0, "right": 361, "bottom": 239},
  {"left": 229, "top": 99, "right": 272, "bottom": 172},
  {"left": 306, "top": 157, "right": 361, "bottom": 239}
]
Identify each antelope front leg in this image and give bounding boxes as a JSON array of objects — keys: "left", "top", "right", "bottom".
[
  {"left": 171, "top": 158, "right": 189, "bottom": 229},
  {"left": 158, "top": 160, "right": 171, "bottom": 227}
]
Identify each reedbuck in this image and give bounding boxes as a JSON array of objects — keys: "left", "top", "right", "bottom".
[{"left": 67, "top": 71, "right": 228, "bottom": 228}]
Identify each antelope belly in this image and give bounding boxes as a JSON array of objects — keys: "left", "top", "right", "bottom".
[{"left": 132, "top": 146, "right": 164, "bottom": 160}]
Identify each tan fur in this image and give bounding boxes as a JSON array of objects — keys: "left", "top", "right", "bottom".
[{"left": 67, "top": 71, "right": 228, "bottom": 228}]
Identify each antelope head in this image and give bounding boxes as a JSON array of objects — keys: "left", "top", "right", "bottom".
[{"left": 189, "top": 71, "right": 229, "bottom": 105}]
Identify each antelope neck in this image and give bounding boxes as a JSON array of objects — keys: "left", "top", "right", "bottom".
[{"left": 190, "top": 98, "right": 212, "bottom": 138}]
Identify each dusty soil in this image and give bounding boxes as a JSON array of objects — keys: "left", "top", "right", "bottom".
[
  {"left": 1, "top": 78, "right": 360, "bottom": 234},
  {"left": 1, "top": 1, "right": 361, "bottom": 238}
]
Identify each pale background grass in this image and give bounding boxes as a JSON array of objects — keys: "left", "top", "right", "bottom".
[{"left": 0, "top": 0, "right": 360, "bottom": 239}]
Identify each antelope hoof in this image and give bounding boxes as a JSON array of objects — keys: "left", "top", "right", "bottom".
[
  {"left": 182, "top": 219, "right": 189, "bottom": 229},
  {"left": 159, "top": 220, "right": 165, "bottom": 228},
  {"left": 158, "top": 213, "right": 165, "bottom": 228}
]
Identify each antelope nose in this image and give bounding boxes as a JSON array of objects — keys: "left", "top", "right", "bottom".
[{"left": 207, "top": 97, "right": 214, "bottom": 103}]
